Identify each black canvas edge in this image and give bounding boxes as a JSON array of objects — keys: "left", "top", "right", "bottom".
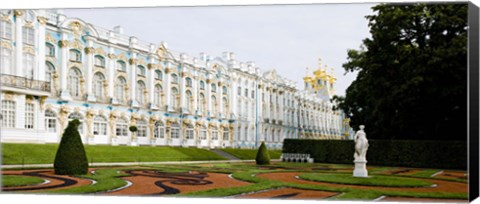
[{"left": 469, "top": 1, "right": 480, "bottom": 202}]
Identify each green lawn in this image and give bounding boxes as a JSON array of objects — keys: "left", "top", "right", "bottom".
[
  {"left": 1, "top": 143, "right": 226, "bottom": 165},
  {"left": 2, "top": 175, "right": 45, "bottom": 187},
  {"left": 299, "top": 173, "right": 434, "bottom": 187},
  {"left": 220, "top": 148, "right": 282, "bottom": 160}
]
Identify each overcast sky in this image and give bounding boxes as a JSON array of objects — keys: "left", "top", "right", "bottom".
[{"left": 64, "top": 3, "right": 375, "bottom": 96}]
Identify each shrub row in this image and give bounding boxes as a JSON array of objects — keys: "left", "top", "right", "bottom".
[{"left": 282, "top": 139, "right": 467, "bottom": 169}]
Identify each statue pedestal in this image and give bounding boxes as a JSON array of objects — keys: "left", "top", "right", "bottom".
[
  {"left": 353, "top": 160, "right": 368, "bottom": 177},
  {"left": 130, "top": 138, "right": 138, "bottom": 146},
  {"left": 111, "top": 138, "right": 118, "bottom": 146}
]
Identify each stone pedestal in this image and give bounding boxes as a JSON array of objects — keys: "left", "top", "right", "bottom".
[
  {"left": 353, "top": 160, "right": 368, "bottom": 177},
  {"left": 130, "top": 138, "right": 138, "bottom": 146},
  {"left": 111, "top": 138, "right": 118, "bottom": 146}
]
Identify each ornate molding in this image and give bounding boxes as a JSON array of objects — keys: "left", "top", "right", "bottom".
[
  {"left": 84, "top": 47, "right": 95, "bottom": 55},
  {"left": 58, "top": 40, "right": 69, "bottom": 48},
  {"left": 23, "top": 46, "right": 35, "bottom": 55},
  {"left": 46, "top": 33, "right": 56, "bottom": 44},
  {"left": 13, "top": 10, "right": 23, "bottom": 17},
  {"left": 108, "top": 53, "right": 116, "bottom": 59},
  {"left": 117, "top": 53, "right": 127, "bottom": 61},
  {"left": 164, "top": 68, "right": 170, "bottom": 74},
  {"left": 70, "top": 39, "right": 83, "bottom": 50},
  {"left": 128, "top": 58, "right": 136, "bottom": 65},
  {"left": 0, "top": 40, "right": 12, "bottom": 49},
  {"left": 37, "top": 16, "right": 48, "bottom": 25}
]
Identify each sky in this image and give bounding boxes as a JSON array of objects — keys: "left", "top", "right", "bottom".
[{"left": 63, "top": 3, "right": 375, "bottom": 96}]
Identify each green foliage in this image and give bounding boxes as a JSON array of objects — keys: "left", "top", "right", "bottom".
[
  {"left": 283, "top": 139, "right": 467, "bottom": 169},
  {"left": 221, "top": 148, "right": 281, "bottom": 160},
  {"left": 129, "top": 125, "right": 138, "bottom": 132},
  {"left": 255, "top": 142, "right": 271, "bottom": 165},
  {"left": 54, "top": 119, "right": 89, "bottom": 175},
  {"left": 2, "top": 175, "right": 45, "bottom": 187},
  {"left": 335, "top": 3, "right": 468, "bottom": 140},
  {"left": 299, "top": 173, "right": 433, "bottom": 187}
]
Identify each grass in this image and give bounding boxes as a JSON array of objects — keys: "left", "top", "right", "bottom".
[
  {"left": 2, "top": 175, "right": 45, "bottom": 187},
  {"left": 219, "top": 148, "right": 282, "bottom": 160},
  {"left": 1, "top": 143, "right": 226, "bottom": 165},
  {"left": 299, "top": 173, "right": 434, "bottom": 187}
]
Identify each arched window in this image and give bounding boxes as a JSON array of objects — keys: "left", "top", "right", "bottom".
[
  {"left": 186, "top": 90, "right": 193, "bottom": 113},
  {"left": 211, "top": 127, "right": 218, "bottom": 140},
  {"left": 186, "top": 124, "right": 194, "bottom": 139},
  {"left": 68, "top": 68, "right": 82, "bottom": 97},
  {"left": 23, "top": 53, "right": 34, "bottom": 78},
  {"left": 170, "top": 87, "right": 178, "bottom": 110},
  {"left": 93, "top": 72, "right": 105, "bottom": 100},
  {"left": 0, "top": 47, "right": 12, "bottom": 74},
  {"left": 223, "top": 127, "right": 229, "bottom": 140},
  {"left": 198, "top": 93, "right": 205, "bottom": 113},
  {"left": 94, "top": 55, "right": 105, "bottom": 67},
  {"left": 115, "top": 77, "right": 126, "bottom": 103},
  {"left": 116, "top": 60, "right": 126, "bottom": 72},
  {"left": 199, "top": 81, "right": 205, "bottom": 90},
  {"left": 1, "top": 100, "right": 15, "bottom": 128},
  {"left": 171, "top": 73, "right": 178, "bottom": 84},
  {"left": 24, "top": 103, "right": 34, "bottom": 129},
  {"left": 170, "top": 122, "right": 180, "bottom": 139},
  {"left": 155, "top": 70, "right": 162, "bottom": 80},
  {"left": 137, "top": 119, "right": 147, "bottom": 137},
  {"left": 136, "top": 65, "right": 146, "bottom": 76},
  {"left": 45, "top": 109, "right": 57, "bottom": 133},
  {"left": 69, "top": 49, "right": 82, "bottom": 62},
  {"left": 237, "top": 86, "right": 241, "bottom": 96},
  {"left": 154, "top": 84, "right": 162, "bottom": 107},
  {"left": 222, "top": 86, "right": 227, "bottom": 95},
  {"left": 211, "top": 95, "right": 217, "bottom": 115},
  {"left": 22, "top": 26, "right": 35, "bottom": 45},
  {"left": 68, "top": 112, "right": 83, "bottom": 134},
  {"left": 211, "top": 83, "right": 217, "bottom": 93},
  {"left": 93, "top": 115, "right": 107, "bottom": 136},
  {"left": 222, "top": 97, "right": 228, "bottom": 114},
  {"left": 200, "top": 126, "right": 207, "bottom": 140},
  {"left": 45, "top": 62, "right": 55, "bottom": 84},
  {"left": 136, "top": 80, "right": 146, "bottom": 105},
  {"left": 46, "top": 43, "right": 55, "bottom": 57},
  {"left": 244, "top": 127, "right": 248, "bottom": 141},
  {"left": 0, "top": 21, "right": 12, "bottom": 39},
  {"left": 154, "top": 121, "right": 165, "bottom": 138},
  {"left": 185, "top": 77, "right": 192, "bottom": 87},
  {"left": 116, "top": 118, "right": 128, "bottom": 137}
]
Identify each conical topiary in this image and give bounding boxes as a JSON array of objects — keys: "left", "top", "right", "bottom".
[
  {"left": 54, "top": 119, "right": 88, "bottom": 175},
  {"left": 255, "top": 142, "right": 271, "bottom": 165}
]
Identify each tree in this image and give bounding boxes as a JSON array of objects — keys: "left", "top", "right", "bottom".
[
  {"left": 54, "top": 119, "right": 89, "bottom": 175},
  {"left": 335, "top": 3, "right": 467, "bottom": 141},
  {"left": 256, "top": 142, "right": 271, "bottom": 165}
]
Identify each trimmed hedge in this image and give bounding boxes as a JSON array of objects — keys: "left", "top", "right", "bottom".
[
  {"left": 255, "top": 142, "right": 271, "bottom": 165},
  {"left": 283, "top": 139, "right": 466, "bottom": 169},
  {"left": 54, "top": 119, "right": 89, "bottom": 175}
]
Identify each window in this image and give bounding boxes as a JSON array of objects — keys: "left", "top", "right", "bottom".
[
  {"left": 115, "top": 77, "right": 126, "bottom": 103},
  {"left": 211, "top": 83, "right": 217, "bottom": 93},
  {"left": 0, "top": 21, "right": 12, "bottom": 39},
  {"left": 68, "top": 112, "right": 83, "bottom": 134},
  {"left": 94, "top": 55, "right": 105, "bottom": 67},
  {"left": 137, "top": 119, "right": 147, "bottom": 137},
  {"left": 22, "top": 27, "right": 35, "bottom": 45},
  {"left": 199, "top": 81, "right": 205, "bottom": 90},
  {"left": 154, "top": 84, "right": 162, "bottom": 107},
  {"left": 45, "top": 109, "right": 57, "bottom": 133},
  {"left": 171, "top": 73, "right": 178, "bottom": 84},
  {"left": 1, "top": 100, "right": 15, "bottom": 128},
  {"left": 198, "top": 93, "right": 205, "bottom": 113},
  {"left": 93, "top": 115, "right": 107, "bottom": 135},
  {"left": 185, "top": 77, "right": 192, "bottom": 87},
  {"left": 170, "top": 87, "right": 178, "bottom": 110},
  {"left": 223, "top": 127, "right": 229, "bottom": 140},
  {"left": 186, "top": 90, "right": 193, "bottom": 113},
  {"left": 251, "top": 90, "right": 255, "bottom": 99},
  {"left": 244, "top": 128, "right": 248, "bottom": 141},
  {"left": 237, "top": 86, "right": 241, "bottom": 95},
  {"left": 211, "top": 96, "right": 217, "bottom": 115},
  {"left": 136, "top": 81, "right": 146, "bottom": 105},
  {"left": 222, "top": 97, "right": 228, "bottom": 114},
  {"left": 171, "top": 123, "right": 180, "bottom": 139},
  {"left": 116, "top": 60, "right": 126, "bottom": 71},
  {"left": 68, "top": 68, "right": 82, "bottom": 97},
  {"left": 245, "top": 88, "right": 248, "bottom": 97},
  {"left": 116, "top": 118, "right": 128, "bottom": 137},
  {"left": 1, "top": 47, "right": 12, "bottom": 74},
  {"left": 186, "top": 124, "right": 194, "bottom": 139},
  {"left": 211, "top": 128, "right": 218, "bottom": 140},
  {"left": 93, "top": 73, "right": 105, "bottom": 100},
  {"left": 200, "top": 128, "right": 207, "bottom": 140},
  {"left": 23, "top": 53, "right": 34, "bottom": 78},
  {"left": 25, "top": 103, "right": 34, "bottom": 129},
  {"left": 46, "top": 43, "right": 55, "bottom": 57},
  {"left": 155, "top": 70, "right": 162, "bottom": 80},
  {"left": 154, "top": 121, "right": 165, "bottom": 138},
  {"left": 136, "top": 65, "right": 146, "bottom": 76},
  {"left": 69, "top": 49, "right": 81, "bottom": 62},
  {"left": 222, "top": 86, "right": 227, "bottom": 95}
]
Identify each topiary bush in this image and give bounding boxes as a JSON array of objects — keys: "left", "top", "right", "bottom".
[
  {"left": 255, "top": 142, "right": 270, "bottom": 165},
  {"left": 129, "top": 125, "right": 138, "bottom": 132},
  {"left": 54, "top": 119, "right": 88, "bottom": 175}
]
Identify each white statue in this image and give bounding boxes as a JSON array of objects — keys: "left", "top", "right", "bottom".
[
  {"left": 354, "top": 125, "right": 369, "bottom": 161},
  {"left": 353, "top": 125, "right": 369, "bottom": 177}
]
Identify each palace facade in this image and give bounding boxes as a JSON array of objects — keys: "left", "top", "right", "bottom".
[{"left": 0, "top": 9, "right": 352, "bottom": 149}]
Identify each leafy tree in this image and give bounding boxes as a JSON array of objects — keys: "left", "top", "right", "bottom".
[
  {"left": 255, "top": 142, "right": 271, "bottom": 165},
  {"left": 335, "top": 3, "right": 467, "bottom": 140},
  {"left": 54, "top": 119, "right": 89, "bottom": 175}
]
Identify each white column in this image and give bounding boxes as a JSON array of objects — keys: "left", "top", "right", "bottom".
[
  {"left": 179, "top": 69, "right": 186, "bottom": 112},
  {"left": 59, "top": 31, "right": 71, "bottom": 100},
  {"left": 37, "top": 17, "right": 46, "bottom": 81},
  {"left": 164, "top": 63, "right": 171, "bottom": 111},
  {"left": 129, "top": 52, "right": 138, "bottom": 107},
  {"left": 85, "top": 38, "right": 95, "bottom": 102},
  {"left": 148, "top": 57, "right": 155, "bottom": 108},
  {"left": 15, "top": 13, "right": 23, "bottom": 76},
  {"left": 192, "top": 75, "right": 198, "bottom": 113},
  {"left": 107, "top": 47, "right": 115, "bottom": 103},
  {"left": 206, "top": 79, "right": 211, "bottom": 116},
  {"left": 230, "top": 79, "right": 237, "bottom": 116}
]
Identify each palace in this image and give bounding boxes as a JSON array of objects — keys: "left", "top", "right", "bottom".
[{"left": 0, "top": 9, "right": 352, "bottom": 149}]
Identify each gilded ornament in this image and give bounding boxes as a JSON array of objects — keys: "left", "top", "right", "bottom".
[
  {"left": 128, "top": 58, "right": 136, "bottom": 65},
  {"left": 0, "top": 41, "right": 12, "bottom": 49},
  {"left": 45, "top": 34, "right": 56, "bottom": 43},
  {"left": 37, "top": 16, "right": 48, "bottom": 25},
  {"left": 84, "top": 47, "right": 95, "bottom": 55},
  {"left": 147, "top": 63, "right": 154, "bottom": 69},
  {"left": 13, "top": 10, "right": 23, "bottom": 17},
  {"left": 108, "top": 53, "right": 116, "bottom": 59},
  {"left": 164, "top": 68, "right": 170, "bottom": 74},
  {"left": 58, "top": 40, "right": 69, "bottom": 48}
]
